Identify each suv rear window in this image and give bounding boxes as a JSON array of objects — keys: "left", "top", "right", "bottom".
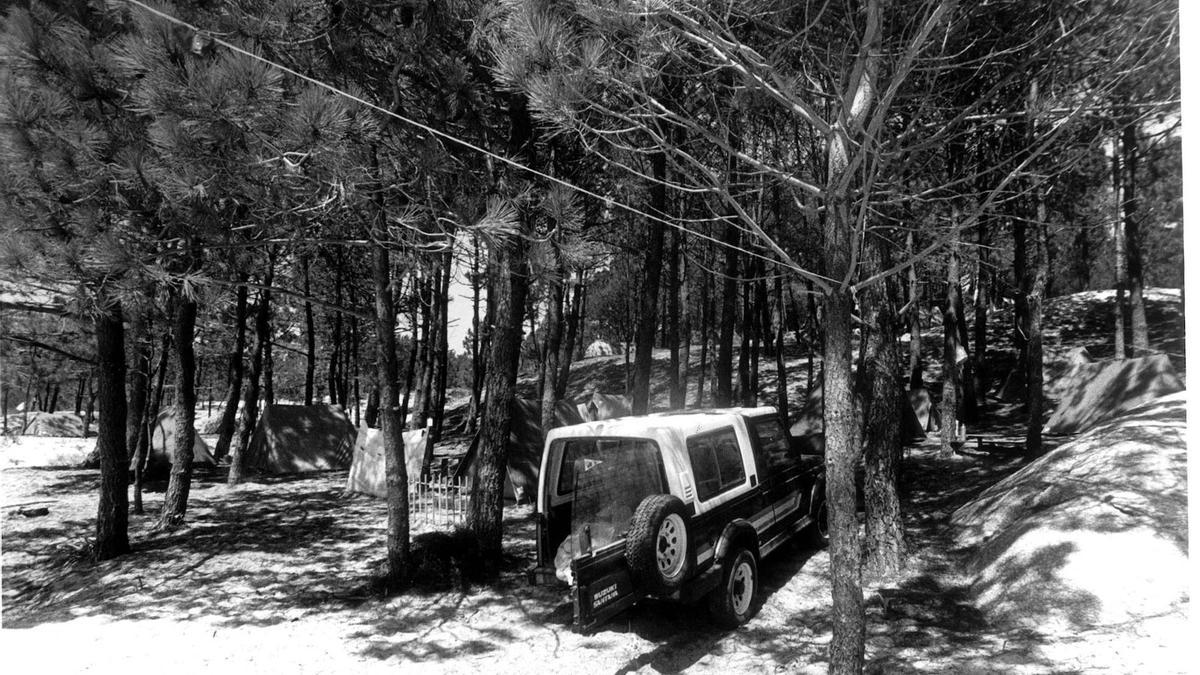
[
  {"left": 687, "top": 427, "right": 746, "bottom": 501},
  {"left": 556, "top": 438, "right": 664, "bottom": 497}
]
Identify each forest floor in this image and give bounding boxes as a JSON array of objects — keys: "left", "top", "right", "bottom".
[
  {"left": 0, "top": 289, "right": 1190, "bottom": 674},
  {"left": 1, "top": 404, "right": 1189, "bottom": 674}
]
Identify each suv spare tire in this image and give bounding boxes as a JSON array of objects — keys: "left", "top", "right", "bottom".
[{"left": 626, "top": 494, "right": 692, "bottom": 594}]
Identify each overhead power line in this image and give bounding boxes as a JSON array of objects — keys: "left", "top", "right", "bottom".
[{"left": 121, "top": 0, "right": 829, "bottom": 284}]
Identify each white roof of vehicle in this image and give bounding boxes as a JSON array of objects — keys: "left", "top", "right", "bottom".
[{"left": 545, "top": 406, "right": 779, "bottom": 446}]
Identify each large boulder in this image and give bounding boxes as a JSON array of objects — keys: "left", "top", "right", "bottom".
[{"left": 952, "top": 393, "right": 1188, "bottom": 634}]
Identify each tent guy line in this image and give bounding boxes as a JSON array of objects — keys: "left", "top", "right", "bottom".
[{"left": 120, "top": 0, "right": 834, "bottom": 290}]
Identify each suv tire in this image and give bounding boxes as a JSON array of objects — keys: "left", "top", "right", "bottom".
[
  {"left": 807, "top": 499, "right": 829, "bottom": 548},
  {"left": 626, "top": 494, "right": 692, "bottom": 594},
  {"left": 708, "top": 547, "right": 759, "bottom": 627}
]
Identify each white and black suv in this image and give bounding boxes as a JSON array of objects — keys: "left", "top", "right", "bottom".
[{"left": 529, "top": 406, "right": 827, "bottom": 632}]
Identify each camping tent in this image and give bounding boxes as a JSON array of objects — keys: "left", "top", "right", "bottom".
[
  {"left": 1043, "top": 354, "right": 1183, "bottom": 435},
  {"left": 1044, "top": 347, "right": 1094, "bottom": 401},
  {"left": 245, "top": 404, "right": 355, "bottom": 474},
  {"left": 136, "top": 410, "right": 216, "bottom": 473},
  {"left": 345, "top": 426, "right": 429, "bottom": 498},
  {"left": 584, "top": 340, "right": 615, "bottom": 358},
  {"left": 908, "top": 387, "right": 940, "bottom": 433},
  {"left": 789, "top": 382, "right": 925, "bottom": 452},
  {"left": 459, "top": 398, "right": 583, "bottom": 502},
  {"left": 23, "top": 412, "right": 84, "bottom": 437}
]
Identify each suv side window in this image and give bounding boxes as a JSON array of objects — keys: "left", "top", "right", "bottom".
[
  {"left": 751, "top": 417, "right": 797, "bottom": 473},
  {"left": 687, "top": 427, "right": 746, "bottom": 501}
]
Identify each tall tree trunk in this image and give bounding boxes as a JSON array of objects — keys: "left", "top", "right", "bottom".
[
  {"left": 262, "top": 254, "right": 275, "bottom": 407},
  {"left": 430, "top": 253, "right": 452, "bottom": 443},
  {"left": 374, "top": 240, "right": 410, "bottom": 589},
  {"left": 715, "top": 223, "right": 738, "bottom": 406},
  {"left": 1012, "top": 214, "right": 1031, "bottom": 376},
  {"left": 83, "top": 379, "right": 96, "bottom": 437},
  {"left": 352, "top": 318, "right": 362, "bottom": 425},
  {"left": 401, "top": 301, "right": 419, "bottom": 431},
  {"left": 667, "top": 230, "right": 684, "bottom": 409},
  {"left": 694, "top": 266, "right": 711, "bottom": 408},
  {"left": 228, "top": 276, "right": 271, "bottom": 486},
  {"left": 773, "top": 275, "right": 789, "bottom": 420},
  {"left": 126, "top": 310, "right": 151, "bottom": 459},
  {"left": 469, "top": 235, "right": 529, "bottom": 571},
  {"left": 859, "top": 234, "right": 906, "bottom": 580},
  {"left": 74, "top": 374, "right": 86, "bottom": 415},
  {"left": 160, "top": 294, "right": 198, "bottom": 527},
  {"left": 93, "top": 302, "right": 129, "bottom": 559},
  {"left": 304, "top": 260, "right": 316, "bottom": 405},
  {"left": 1025, "top": 194, "right": 1049, "bottom": 457},
  {"left": 737, "top": 277, "right": 752, "bottom": 406},
  {"left": 329, "top": 265, "right": 344, "bottom": 404},
  {"left": 632, "top": 151, "right": 668, "bottom": 415},
  {"left": 972, "top": 217, "right": 989, "bottom": 406},
  {"left": 555, "top": 273, "right": 583, "bottom": 399},
  {"left": 541, "top": 256, "right": 566, "bottom": 435},
  {"left": 215, "top": 281, "right": 248, "bottom": 460},
  {"left": 1024, "top": 79, "right": 1048, "bottom": 457},
  {"left": 906, "top": 231, "right": 924, "bottom": 388},
  {"left": 939, "top": 218, "right": 963, "bottom": 458},
  {"left": 825, "top": 185, "right": 865, "bottom": 675},
  {"left": 469, "top": 93, "right": 534, "bottom": 575},
  {"left": 131, "top": 334, "right": 153, "bottom": 516},
  {"left": 468, "top": 236, "right": 484, "bottom": 434},
  {"left": 1121, "top": 121, "right": 1149, "bottom": 355}
]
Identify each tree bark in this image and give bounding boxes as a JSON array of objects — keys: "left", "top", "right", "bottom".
[
  {"left": 825, "top": 185, "right": 864, "bottom": 675},
  {"left": 126, "top": 310, "right": 151, "bottom": 515},
  {"left": 160, "top": 294, "right": 198, "bottom": 527},
  {"left": 939, "top": 219, "right": 962, "bottom": 459},
  {"left": 694, "top": 263, "right": 711, "bottom": 408},
  {"left": 468, "top": 235, "right": 484, "bottom": 434},
  {"left": 1023, "top": 79, "right": 1048, "bottom": 457},
  {"left": 329, "top": 264, "right": 344, "bottom": 404},
  {"left": 304, "top": 260, "right": 316, "bottom": 405},
  {"left": 430, "top": 253, "right": 452, "bottom": 443},
  {"left": 228, "top": 273, "right": 272, "bottom": 485},
  {"left": 715, "top": 223, "right": 738, "bottom": 406},
  {"left": 126, "top": 310, "right": 151, "bottom": 460},
  {"left": 469, "top": 92, "right": 534, "bottom": 575},
  {"left": 93, "top": 302, "right": 129, "bottom": 559},
  {"left": 667, "top": 229, "right": 684, "bottom": 409},
  {"left": 859, "top": 234, "right": 906, "bottom": 581},
  {"left": 214, "top": 281, "right": 248, "bottom": 460},
  {"left": 1025, "top": 195, "right": 1049, "bottom": 457},
  {"left": 773, "top": 276, "right": 789, "bottom": 419},
  {"left": 555, "top": 273, "right": 583, "bottom": 399},
  {"left": 374, "top": 240, "right": 410, "bottom": 589},
  {"left": 469, "top": 230, "right": 530, "bottom": 573},
  {"left": 632, "top": 151, "right": 668, "bottom": 415},
  {"left": 906, "top": 231, "right": 924, "bottom": 388},
  {"left": 541, "top": 255, "right": 566, "bottom": 435},
  {"left": 972, "top": 218, "right": 989, "bottom": 407},
  {"left": 262, "top": 253, "right": 276, "bottom": 407},
  {"left": 1121, "top": 121, "right": 1149, "bottom": 355}
]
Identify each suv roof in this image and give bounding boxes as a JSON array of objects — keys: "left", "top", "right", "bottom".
[{"left": 545, "top": 406, "right": 780, "bottom": 443}]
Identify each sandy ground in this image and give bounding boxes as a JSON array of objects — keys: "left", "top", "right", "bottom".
[{"left": 2, "top": 403, "right": 1186, "bottom": 675}]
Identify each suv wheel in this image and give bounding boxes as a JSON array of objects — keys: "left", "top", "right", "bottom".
[
  {"left": 626, "top": 494, "right": 692, "bottom": 594},
  {"left": 709, "top": 548, "right": 758, "bottom": 627},
  {"left": 808, "top": 499, "right": 829, "bottom": 547}
]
